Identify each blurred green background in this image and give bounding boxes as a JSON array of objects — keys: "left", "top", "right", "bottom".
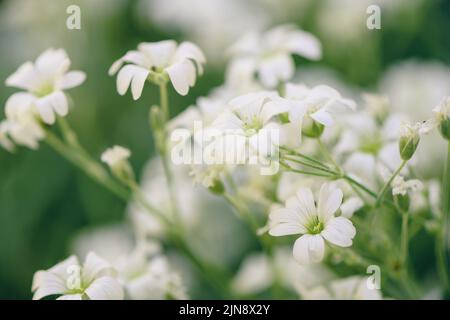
[{"left": 0, "top": 0, "right": 449, "bottom": 299}]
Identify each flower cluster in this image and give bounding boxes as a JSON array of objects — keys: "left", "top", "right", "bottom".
[{"left": 2, "top": 22, "right": 450, "bottom": 301}]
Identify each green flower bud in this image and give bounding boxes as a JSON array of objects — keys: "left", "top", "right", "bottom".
[
  {"left": 208, "top": 180, "right": 225, "bottom": 195},
  {"left": 398, "top": 123, "right": 422, "bottom": 161},
  {"left": 433, "top": 97, "right": 450, "bottom": 140},
  {"left": 302, "top": 115, "right": 324, "bottom": 138}
]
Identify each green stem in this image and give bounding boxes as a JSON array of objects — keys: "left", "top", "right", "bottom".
[
  {"left": 317, "top": 138, "right": 340, "bottom": 170},
  {"left": 344, "top": 175, "right": 377, "bottom": 199},
  {"left": 159, "top": 82, "right": 169, "bottom": 122},
  {"left": 280, "top": 160, "right": 336, "bottom": 178},
  {"left": 437, "top": 140, "right": 450, "bottom": 291},
  {"left": 44, "top": 130, "right": 130, "bottom": 202},
  {"left": 283, "top": 155, "right": 337, "bottom": 175},
  {"left": 376, "top": 160, "right": 408, "bottom": 206},
  {"left": 279, "top": 146, "right": 329, "bottom": 170},
  {"left": 400, "top": 211, "right": 409, "bottom": 267}
]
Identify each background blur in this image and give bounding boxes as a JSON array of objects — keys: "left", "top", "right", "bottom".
[{"left": 0, "top": 0, "right": 449, "bottom": 299}]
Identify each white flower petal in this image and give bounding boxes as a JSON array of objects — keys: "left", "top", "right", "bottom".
[
  {"left": 131, "top": 68, "right": 150, "bottom": 100},
  {"left": 5, "top": 62, "right": 36, "bottom": 90},
  {"left": 82, "top": 252, "right": 114, "bottom": 285},
  {"left": 258, "top": 54, "right": 294, "bottom": 88},
  {"left": 49, "top": 91, "right": 69, "bottom": 117},
  {"left": 116, "top": 65, "right": 147, "bottom": 96},
  {"left": 58, "top": 71, "right": 86, "bottom": 89},
  {"left": 175, "top": 41, "right": 206, "bottom": 74},
  {"left": 269, "top": 208, "right": 306, "bottom": 236},
  {"left": 35, "top": 98, "right": 56, "bottom": 124},
  {"left": 166, "top": 61, "right": 194, "bottom": 96},
  {"left": 310, "top": 108, "right": 334, "bottom": 126},
  {"left": 5, "top": 92, "right": 36, "bottom": 119},
  {"left": 293, "top": 234, "right": 325, "bottom": 264},
  {"left": 138, "top": 40, "right": 177, "bottom": 68},
  {"left": 85, "top": 276, "right": 124, "bottom": 300},
  {"left": 321, "top": 217, "right": 356, "bottom": 247},
  {"left": 32, "top": 271, "right": 67, "bottom": 300},
  {"left": 294, "top": 188, "right": 317, "bottom": 223},
  {"left": 317, "top": 183, "right": 343, "bottom": 222},
  {"left": 285, "top": 30, "right": 322, "bottom": 60},
  {"left": 35, "top": 48, "right": 70, "bottom": 77}
]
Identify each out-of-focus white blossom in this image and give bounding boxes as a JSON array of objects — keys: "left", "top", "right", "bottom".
[
  {"left": 303, "top": 276, "right": 382, "bottom": 300},
  {"left": 0, "top": 92, "right": 45, "bottom": 150},
  {"left": 101, "top": 145, "right": 131, "bottom": 168},
  {"left": 229, "top": 25, "right": 321, "bottom": 88},
  {"left": 5, "top": 48, "right": 85, "bottom": 124},
  {"left": 116, "top": 249, "right": 187, "bottom": 300},
  {"left": 32, "top": 252, "right": 123, "bottom": 300},
  {"left": 109, "top": 40, "right": 205, "bottom": 98},
  {"left": 269, "top": 183, "right": 356, "bottom": 264},
  {"left": 285, "top": 83, "right": 356, "bottom": 133},
  {"left": 391, "top": 176, "right": 423, "bottom": 196}
]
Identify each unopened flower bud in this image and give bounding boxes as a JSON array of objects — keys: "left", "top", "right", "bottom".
[
  {"left": 208, "top": 179, "right": 225, "bottom": 195},
  {"left": 302, "top": 115, "right": 324, "bottom": 138},
  {"left": 433, "top": 97, "right": 450, "bottom": 140},
  {"left": 398, "top": 122, "right": 432, "bottom": 160}
]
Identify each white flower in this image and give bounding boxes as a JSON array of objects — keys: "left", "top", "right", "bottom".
[
  {"left": 286, "top": 83, "right": 356, "bottom": 128},
  {"left": 0, "top": 92, "right": 45, "bottom": 150},
  {"left": 269, "top": 183, "right": 356, "bottom": 264},
  {"left": 32, "top": 252, "right": 124, "bottom": 300},
  {"left": 363, "top": 93, "right": 390, "bottom": 123},
  {"left": 211, "top": 91, "right": 290, "bottom": 156},
  {"left": 391, "top": 176, "right": 423, "bottom": 196},
  {"left": 304, "top": 276, "right": 382, "bottom": 300},
  {"left": 5, "top": 48, "right": 86, "bottom": 124},
  {"left": 116, "top": 251, "right": 187, "bottom": 300},
  {"left": 229, "top": 25, "right": 321, "bottom": 88},
  {"left": 101, "top": 145, "right": 131, "bottom": 168},
  {"left": 109, "top": 40, "right": 205, "bottom": 98}
]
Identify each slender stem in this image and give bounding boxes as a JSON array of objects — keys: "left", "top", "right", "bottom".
[
  {"left": 400, "top": 211, "right": 409, "bottom": 267},
  {"left": 283, "top": 155, "right": 337, "bottom": 175},
  {"left": 159, "top": 82, "right": 169, "bottom": 122},
  {"left": 44, "top": 130, "right": 130, "bottom": 201},
  {"left": 344, "top": 174, "right": 378, "bottom": 199},
  {"left": 376, "top": 160, "right": 408, "bottom": 206},
  {"left": 280, "top": 160, "right": 336, "bottom": 178},
  {"left": 317, "top": 138, "right": 340, "bottom": 171},
  {"left": 437, "top": 140, "right": 450, "bottom": 291},
  {"left": 279, "top": 146, "right": 329, "bottom": 170}
]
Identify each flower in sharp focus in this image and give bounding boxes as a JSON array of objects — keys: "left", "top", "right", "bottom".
[
  {"left": 109, "top": 40, "right": 206, "bottom": 98},
  {"left": 5, "top": 48, "right": 86, "bottom": 124},
  {"left": 228, "top": 24, "right": 322, "bottom": 88},
  {"left": 211, "top": 91, "right": 290, "bottom": 156},
  {"left": 285, "top": 83, "right": 356, "bottom": 138},
  {"left": 268, "top": 183, "right": 356, "bottom": 264},
  {"left": 32, "top": 252, "right": 124, "bottom": 300}
]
